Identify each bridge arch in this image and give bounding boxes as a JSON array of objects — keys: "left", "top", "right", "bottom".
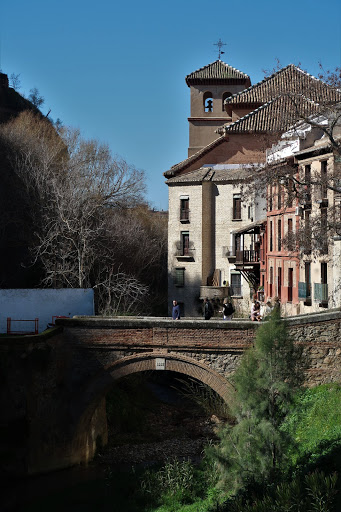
[
  {"left": 106, "top": 352, "right": 234, "bottom": 402},
  {"left": 74, "top": 352, "right": 235, "bottom": 442}
]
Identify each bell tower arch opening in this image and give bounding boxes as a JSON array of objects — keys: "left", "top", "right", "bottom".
[
  {"left": 185, "top": 60, "right": 251, "bottom": 157},
  {"left": 222, "top": 91, "right": 232, "bottom": 110},
  {"left": 203, "top": 91, "right": 213, "bottom": 112}
]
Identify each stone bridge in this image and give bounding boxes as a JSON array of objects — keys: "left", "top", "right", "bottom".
[{"left": 1, "top": 311, "right": 340, "bottom": 476}]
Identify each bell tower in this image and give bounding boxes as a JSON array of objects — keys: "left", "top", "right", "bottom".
[{"left": 185, "top": 60, "right": 251, "bottom": 157}]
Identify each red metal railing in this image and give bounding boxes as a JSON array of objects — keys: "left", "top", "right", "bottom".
[
  {"left": 51, "top": 315, "right": 70, "bottom": 325},
  {"left": 7, "top": 317, "right": 39, "bottom": 335}
]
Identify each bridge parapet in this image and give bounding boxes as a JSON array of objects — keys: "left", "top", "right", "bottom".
[{"left": 56, "top": 316, "right": 258, "bottom": 351}]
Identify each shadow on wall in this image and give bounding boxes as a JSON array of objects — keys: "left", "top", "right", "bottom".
[
  {"left": 168, "top": 271, "right": 250, "bottom": 318},
  {"left": 167, "top": 273, "right": 202, "bottom": 317}
]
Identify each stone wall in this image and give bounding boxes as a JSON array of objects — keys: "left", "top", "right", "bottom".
[
  {"left": 0, "top": 328, "right": 108, "bottom": 476},
  {"left": 287, "top": 311, "right": 341, "bottom": 386}
]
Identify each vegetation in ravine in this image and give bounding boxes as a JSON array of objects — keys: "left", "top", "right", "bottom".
[{"left": 141, "top": 313, "right": 341, "bottom": 512}]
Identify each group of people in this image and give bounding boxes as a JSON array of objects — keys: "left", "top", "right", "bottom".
[
  {"left": 250, "top": 297, "right": 279, "bottom": 321},
  {"left": 172, "top": 296, "right": 279, "bottom": 321},
  {"left": 172, "top": 297, "right": 235, "bottom": 321}
]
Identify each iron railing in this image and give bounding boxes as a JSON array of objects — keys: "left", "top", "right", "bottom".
[{"left": 180, "top": 208, "right": 190, "bottom": 222}]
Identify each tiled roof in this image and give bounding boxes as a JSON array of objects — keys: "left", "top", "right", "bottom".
[
  {"left": 164, "top": 136, "right": 227, "bottom": 177},
  {"left": 185, "top": 60, "right": 250, "bottom": 86},
  {"left": 224, "top": 95, "right": 321, "bottom": 134},
  {"left": 224, "top": 64, "right": 340, "bottom": 106},
  {"left": 164, "top": 95, "right": 326, "bottom": 176},
  {"left": 166, "top": 166, "right": 252, "bottom": 184},
  {"left": 232, "top": 218, "right": 267, "bottom": 235}
]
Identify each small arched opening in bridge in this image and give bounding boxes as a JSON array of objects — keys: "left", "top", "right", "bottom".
[{"left": 72, "top": 352, "right": 235, "bottom": 464}]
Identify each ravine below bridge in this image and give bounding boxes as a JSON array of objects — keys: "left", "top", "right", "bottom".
[{"left": 1, "top": 310, "right": 340, "bottom": 476}]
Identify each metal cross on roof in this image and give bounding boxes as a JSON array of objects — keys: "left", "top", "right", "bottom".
[{"left": 214, "top": 39, "right": 226, "bottom": 60}]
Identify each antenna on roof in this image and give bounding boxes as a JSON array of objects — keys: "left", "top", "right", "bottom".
[{"left": 214, "top": 38, "right": 226, "bottom": 60}]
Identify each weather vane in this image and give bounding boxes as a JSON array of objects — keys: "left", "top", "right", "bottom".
[{"left": 214, "top": 39, "right": 226, "bottom": 60}]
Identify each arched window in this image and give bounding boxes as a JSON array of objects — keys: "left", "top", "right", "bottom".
[
  {"left": 203, "top": 91, "right": 213, "bottom": 112},
  {"left": 222, "top": 92, "right": 232, "bottom": 111}
]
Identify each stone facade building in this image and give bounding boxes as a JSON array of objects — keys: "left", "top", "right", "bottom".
[{"left": 165, "top": 60, "right": 341, "bottom": 317}]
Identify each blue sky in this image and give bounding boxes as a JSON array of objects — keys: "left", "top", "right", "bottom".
[{"left": 1, "top": 0, "right": 341, "bottom": 210}]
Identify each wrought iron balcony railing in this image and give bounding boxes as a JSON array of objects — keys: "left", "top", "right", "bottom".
[
  {"left": 180, "top": 208, "right": 190, "bottom": 222},
  {"left": 175, "top": 241, "right": 195, "bottom": 258},
  {"left": 235, "top": 249, "right": 261, "bottom": 264}
]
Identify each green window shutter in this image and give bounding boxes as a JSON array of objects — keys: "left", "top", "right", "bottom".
[
  {"left": 174, "top": 268, "right": 185, "bottom": 287},
  {"left": 314, "top": 283, "right": 322, "bottom": 303},
  {"left": 298, "top": 282, "right": 307, "bottom": 300}
]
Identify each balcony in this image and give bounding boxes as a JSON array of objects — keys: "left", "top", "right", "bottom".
[
  {"left": 316, "top": 198, "right": 328, "bottom": 208},
  {"left": 222, "top": 246, "right": 236, "bottom": 262},
  {"left": 301, "top": 194, "right": 312, "bottom": 209},
  {"left": 235, "top": 249, "right": 261, "bottom": 266},
  {"left": 180, "top": 208, "right": 190, "bottom": 223},
  {"left": 175, "top": 241, "right": 195, "bottom": 261},
  {"left": 199, "top": 286, "right": 230, "bottom": 301}
]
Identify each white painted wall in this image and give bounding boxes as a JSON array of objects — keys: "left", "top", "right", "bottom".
[{"left": 0, "top": 288, "right": 94, "bottom": 334}]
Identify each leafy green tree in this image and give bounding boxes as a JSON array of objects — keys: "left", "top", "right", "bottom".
[{"left": 211, "top": 311, "right": 302, "bottom": 493}]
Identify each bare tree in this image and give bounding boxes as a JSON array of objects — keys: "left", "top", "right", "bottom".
[
  {"left": 0, "top": 111, "right": 167, "bottom": 314},
  {"left": 28, "top": 87, "right": 45, "bottom": 109},
  {"left": 9, "top": 73, "right": 21, "bottom": 90}
]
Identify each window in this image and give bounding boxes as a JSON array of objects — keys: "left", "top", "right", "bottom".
[
  {"left": 234, "top": 235, "right": 242, "bottom": 260},
  {"left": 277, "top": 184, "right": 282, "bottom": 209},
  {"left": 304, "top": 165, "right": 311, "bottom": 203},
  {"left": 222, "top": 92, "right": 232, "bottom": 111},
  {"left": 314, "top": 262, "right": 328, "bottom": 307},
  {"left": 269, "top": 221, "right": 273, "bottom": 252},
  {"left": 203, "top": 91, "right": 213, "bottom": 112},
  {"left": 174, "top": 268, "right": 185, "bottom": 287},
  {"left": 321, "top": 262, "right": 327, "bottom": 284},
  {"left": 248, "top": 205, "right": 253, "bottom": 221},
  {"left": 233, "top": 194, "right": 242, "bottom": 220},
  {"left": 278, "top": 219, "right": 282, "bottom": 251},
  {"left": 305, "top": 261, "right": 311, "bottom": 305},
  {"left": 180, "top": 197, "right": 189, "bottom": 222},
  {"left": 230, "top": 273, "right": 242, "bottom": 296},
  {"left": 304, "top": 210, "right": 311, "bottom": 254},
  {"left": 268, "top": 184, "right": 273, "bottom": 211},
  {"left": 321, "top": 160, "right": 328, "bottom": 200},
  {"left": 277, "top": 267, "right": 282, "bottom": 299},
  {"left": 287, "top": 180, "right": 294, "bottom": 207},
  {"left": 320, "top": 208, "right": 328, "bottom": 254},
  {"left": 181, "top": 231, "right": 189, "bottom": 255},
  {"left": 269, "top": 266, "right": 273, "bottom": 297},
  {"left": 288, "top": 267, "right": 293, "bottom": 302},
  {"left": 298, "top": 261, "right": 311, "bottom": 306},
  {"left": 287, "top": 218, "right": 293, "bottom": 250}
]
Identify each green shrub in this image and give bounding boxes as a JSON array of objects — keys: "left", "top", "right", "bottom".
[
  {"left": 282, "top": 383, "right": 341, "bottom": 468},
  {"left": 220, "top": 470, "right": 338, "bottom": 512}
]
